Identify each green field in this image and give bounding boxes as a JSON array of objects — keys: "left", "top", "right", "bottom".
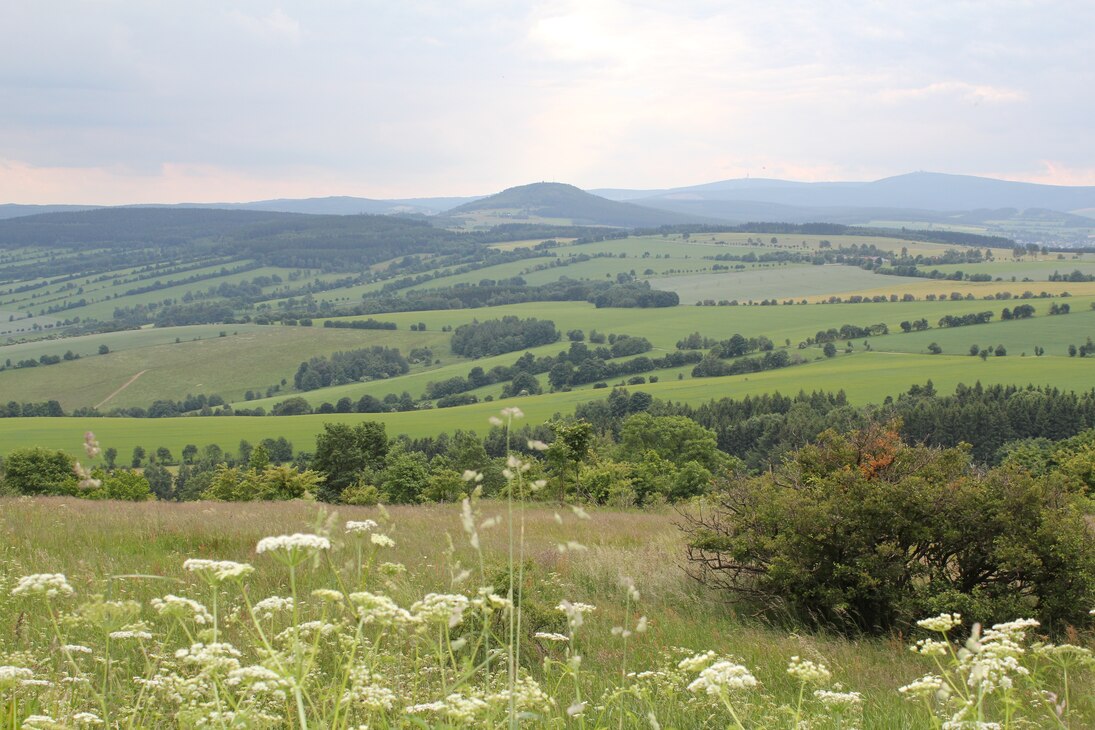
[{"left": 6, "top": 350, "right": 1094, "bottom": 458}]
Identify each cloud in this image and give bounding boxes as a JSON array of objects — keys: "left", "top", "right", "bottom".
[
  {"left": 879, "top": 81, "right": 1027, "bottom": 105},
  {"left": 226, "top": 8, "right": 301, "bottom": 44}
]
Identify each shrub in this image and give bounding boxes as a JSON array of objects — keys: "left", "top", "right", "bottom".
[
  {"left": 1, "top": 447, "right": 77, "bottom": 495},
  {"left": 681, "top": 422, "right": 1095, "bottom": 633}
]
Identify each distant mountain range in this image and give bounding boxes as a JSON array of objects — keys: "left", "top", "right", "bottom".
[{"left": 3, "top": 172, "right": 1095, "bottom": 242}]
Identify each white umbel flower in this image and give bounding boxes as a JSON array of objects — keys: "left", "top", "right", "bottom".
[
  {"left": 12, "top": 573, "right": 74, "bottom": 598},
  {"left": 256, "top": 533, "right": 331, "bottom": 553},
  {"left": 687, "top": 660, "right": 758, "bottom": 695}
]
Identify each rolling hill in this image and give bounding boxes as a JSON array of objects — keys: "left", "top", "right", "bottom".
[{"left": 438, "top": 182, "right": 710, "bottom": 228}]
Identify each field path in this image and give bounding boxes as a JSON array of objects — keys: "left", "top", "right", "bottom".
[{"left": 95, "top": 370, "right": 148, "bottom": 409}]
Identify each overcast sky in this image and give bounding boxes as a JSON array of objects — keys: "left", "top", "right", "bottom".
[{"left": 2, "top": 1, "right": 1093, "bottom": 204}]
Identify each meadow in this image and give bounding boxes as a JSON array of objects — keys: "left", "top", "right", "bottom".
[{"left": 3, "top": 496, "right": 1089, "bottom": 728}]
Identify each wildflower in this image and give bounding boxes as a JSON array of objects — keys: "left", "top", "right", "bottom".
[
  {"left": 109, "top": 630, "right": 153, "bottom": 641},
  {"left": 556, "top": 600, "right": 596, "bottom": 629},
  {"left": 0, "top": 666, "right": 33, "bottom": 689},
  {"left": 379, "top": 562, "right": 406, "bottom": 576},
  {"left": 151, "top": 594, "right": 213, "bottom": 624},
  {"left": 21, "top": 715, "right": 61, "bottom": 730},
  {"left": 527, "top": 439, "right": 549, "bottom": 451},
  {"left": 569, "top": 504, "right": 590, "bottom": 520},
  {"left": 311, "top": 589, "right": 343, "bottom": 602},
  {"left": 814, "top": 689, "right": 863, "bottom": 708},
  {"left": 557, "top": 541, "right": 588, "bottom": 553},
  {"left": 63, "top": 645, "right": 93, "bottom": 654},
  {"left": 912, "top": 638, "right": 950, "bottom": 656},
  {"left": 225, "top": 665, "right": 288, "bottom": 700},
  {"left": 252, "top": 596, "right": 294, "bottom": 619},
  {"left": 636, "top": 615, "right": 648, "bottom": 633},
  {"left": 345, "top": 520, "right": 379, "bottom": 534},
  {"left": 183, "top": 559, "right": 254, "bottom": 582},
  {"left": 677, "top": 650, "right": 717, "bottom": 672},
  {"left": 412, "top": 593, "right": 469, "bottom": 627},
  {"left": 687, "top": 660, "right": 758, "bottom": 695},
  {"left": 73, "top": 462, "right": 101, "bottom": 490},
  {"left": 501, "top": 406, "right": 524, "bottom": 419},
  {"left": 787, "top": 656, "right": 831, "bottom": 684},
  {"left": 349, "top": 591, "right": 416, "bottom": 626},
  {"left": 175, "top": 642, "right": 242, "bottom": 673},
  {"left": 567, "top": 702, "right": 587, "bottom": 717},
  {"left": 255, "top": 533, "right": 331, "bottom": 554},
  {"left": 918, "top": 612, "right": 963, "bottom": 633},
  {"left": 370, "top": 533, "right": 395, "bottom": 548},
  {"left": 461, "top": 470, "right": 483, "bottom": 482},
  {"left": 71, "top": 713, "right": 103, "bottom": 726},
  {"left": 11, "top": 573, "right": 74, "bottom": 598},
  {"left": 342, "top": 665, "right": 397, "bottom": 711},
  {"left": 488, "top": 416, "right": 503, "bottom": 426},
  {"left": 534, "top": 632, "right": 570, "bottom": 642},
  {"left": 898, "top": 674, "right": 945, "bottom": 700}
]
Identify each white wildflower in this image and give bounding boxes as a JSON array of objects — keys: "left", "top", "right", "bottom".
[
  {"left": 71, "top": 713, "right": 103, "bottom": 726},
  {"left": 183, "top": 559, "right": 254, "bottom": 582},
  {"left": 912, "top": 638, "right": 951, "bottom": 656},
  {"left": 461, "top": 470, "right": 483, "bottom": 482},
  {"left": 527, "top": 439, "right": 548, "bottom": 451},
  {"left": 814, "top": 689, "right": 863, "bottom": 708},
  {"left": 412, "top": 593, "right": 469, "bottom": 627},
  {"left": 255, "top": 533, "right": 331, "bottom": 554},
  {"left": 787, "top": 656, "right": 831, "bottom": 684},
  {"left": 534, "top": 632, "right": 570, "bottom": 642},
  {"left": 677, "top": 650, "right": 717, "bottom": 672},
  {"left": 918, "top": 612, "right": 963, "bottom": 633},
  {"left": 0, "top": 666, "right": 33, "bottom": 689},
  {"left": 21, "top": 715, "right": 60, "bottom": 730},
  {"left": 567, "top": 701, "right": 587, "bottom": 717},
  {"left": 556, "top": 600, "right": 596, "bottom": 629},
  {"left": 345, "top": 520, "right": 379, "bottom": 534},
  {"left": 687, "top": 660, "right": 758, "bottom": 695},
  {"left": 501, "top": 406, "right": 524, "bottom": 419},
  {"left": 63, "top": 645, "right": 93, "bottom": 655},
  {"left": 311, "top": 589, "right": 343, "bottom": 602},
  {"left": 370, "top": 533, "right": 395, "bottom": 548},
  {"left": 636, "top": 615, "right": 648, "bottom": 633},
  {"left": 151, "top": 594, "right": 213, "bottom": 625},
  {"left": 253, "top": 596, "right": 294, "bottom": 619},
  {"left": 109, "top": 630, "right": 152, "bottom": 641},
  {"left": 349, "top": 591, "right": 416, "bottom": 626},
  {"left": 898, "top": 674, "right": 945, "bottom": 699},
  {"left": 12, "top": 573, "right": 74, "bottom": 598}
]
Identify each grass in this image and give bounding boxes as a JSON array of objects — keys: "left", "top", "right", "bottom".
[
  {"left": 6, "top": 351, "right": 1095, "bottom": 458},
  {"left": 4, "top": 497, "right": 1065, "bottom": 728},
  {"left": 0, "top": 327, "right": 451, "bottom": 410}
]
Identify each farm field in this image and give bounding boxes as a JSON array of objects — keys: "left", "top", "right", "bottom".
[
  {"left": 5, "top": 350, "right": 1094, "bottom": 457},
  {"left": 0, "top": 327, "right": 451, "bottom": 410}
]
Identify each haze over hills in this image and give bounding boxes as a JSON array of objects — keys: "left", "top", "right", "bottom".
[
  {"left": 3, "top": 172, "right": 1095, "bottom": 243},
  {"left": 437, "top": 182, "right": 710, "bottom": 228}
]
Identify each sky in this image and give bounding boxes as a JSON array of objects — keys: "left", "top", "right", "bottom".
[{"left": 2, "top": 1, "right": 1094, "bottom": 204}]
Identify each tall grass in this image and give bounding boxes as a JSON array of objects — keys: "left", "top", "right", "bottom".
[{"left": 1, "top": 422, "right": 1093, "bottom": 727}]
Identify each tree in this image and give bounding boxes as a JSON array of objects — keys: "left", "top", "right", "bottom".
[
  {"left": 312, "top": 422, "right": 389, "bottom": 502},
  {"left": 98, "top": 344, "right": 109, "bottom": 355},
  {"left": 927, "top": 342, "right": 942, "bottom": 354},
  {"left": 143, "top": 462, "right": 174, "bottom": 500},
  {"left": 969, "top": 344, "right": 980, "bottom": 356},
  {"left": 96, "top": 469, "right": 152, "bottom": 501},
  {"left": 155, "top": 447, "right": 173, "bottom": 464},
  {"left": 181, "top": 444, "right": 198, "bottom": 464},
  {"left": 618, "top": 413, "right": 725, "bottom": 472},
  {"left": 822, "top": 342, "right": 837, "bottom": 358},
  {"left": 248, "top": 444, "right": 270, "bottom": 472},
  {"left": 104, "top": 447, "right": 118, "bottom": 469},
  {"left": 131, "top": 446, "right": 146, "bottom": 468},
  {"left": 378, "top": 446, "right": 429, "bottom": 503},
  {"left": 1, "top": 447, "right": 76, "bottom": 495},
  {"left": 680, "top": 423, "right": 1095, "bottom": 633},
  {"left": 995, "top": 344, "right": 1007, "bottom": 357}
]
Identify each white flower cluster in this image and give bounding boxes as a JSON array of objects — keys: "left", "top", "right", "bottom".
[
  {"left": 341, "top": 665, "right": 397, "bottom": 712},
  {"left": 151, "top": 594, "right": 213, "bottom": 625},
  {"left": 556, "top": 600, "right": 596, "bottom": 630},
  {"left": 345, "top": 519, "right": 379, "bottom": 534},
  {"left": 255, "top": 533, "right": 331, "bottom": 554},
  {"left": 787, "top": 655, "right": 832, "bottom": 684},
  {"left": 918, "top": 612, "right": 963, "bottom": 633},
  {"left": 0, "top": 665, "right": 33, "bottom": 689},
  {"left": 225, "top": 665, "right": 288, "bottom": 701},
  {"left": 411, "top": 593, "right": 469, "bottom": 627},
  {"left": 370, "top": 533, "right": 395, "bottom": 548},
  {"left": 898, "top": 673, "right": 946, "bottom": 700},
  {"left": 252, "top": 596, "right": 294, "bottom": 619},
  {"left": 183, "top": 559, "right": 254, "bottom": 582},
  {"left": 11, "top": 573, "right": 74, "bottom": 598},
  {"left": 109, "top": 629, "right": 153, "bottom": 641},
  {"left": 687, "top": 660, "right": 758, "bottom": 695},
  {"left": 349, "top": 591, "right": 415, "bottom": 626},
  {"left": 814, "top": 689, "right": 863, "bottom": 708}
]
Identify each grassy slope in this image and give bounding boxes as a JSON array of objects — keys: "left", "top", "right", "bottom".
[
  {"left": 6, "top": 351, "right": 1093, "bottom": 457},
  {"left": 0, "top": 327, "right": 452, "bottom": 410},
  {"left": 0, "top": 497, "right": 962, "bottom": 726}
]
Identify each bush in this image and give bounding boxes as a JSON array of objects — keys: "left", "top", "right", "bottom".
[
  {"left": 680, "top": 422, "right": 1095, "bottom": 633},
  {"left": 1, "top": 447, "right": 76, "bottom": 495}
]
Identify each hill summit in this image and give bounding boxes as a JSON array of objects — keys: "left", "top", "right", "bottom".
[{"left": 441, "top": 182, "right": 706, "bottom": 228}]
